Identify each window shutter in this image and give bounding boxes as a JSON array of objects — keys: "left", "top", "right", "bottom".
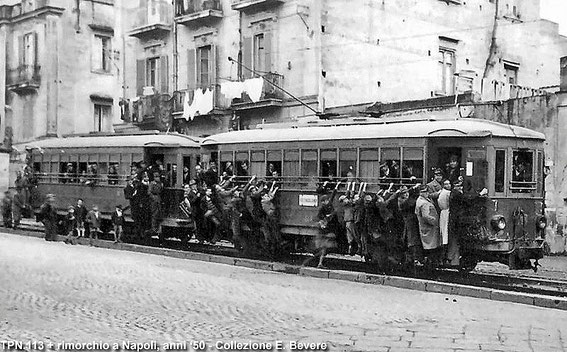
[
  {"left": 160, "top": 55, "right": 169, "bottom": 93},
  {"left": 264, "top": 31, "right": 272, "bottom": 73},
  {"left": 209, "top": 44, "right": 217, "bottom": 86},
  {"left": 33, "top": 32, "right": 38, "bottom": 66},
  {"left": 18, "top": 35, "right": 24, "bottom": 67},
  {"left": 196, "top": 48, "right": 202, "bottom": 88},
  {"left": 242, "top": 36, "right": 252, "bottom": 79},
  {"left": 92, "top": 37, "right": 102, "bottom": 71},
  {"left": 187, "top": 48, "right": 196, "bottom": 89},
  {"left": 136, "top": 59, "right": 145, "bottom": 96}
]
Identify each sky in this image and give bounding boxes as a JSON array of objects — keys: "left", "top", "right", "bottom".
[{"left": 540, "top": 0, "right": 567, "bottom": 35}]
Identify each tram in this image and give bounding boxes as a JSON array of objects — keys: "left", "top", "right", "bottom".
[
  {"left": 202, "top": 117, "right": 547, "bottom": 270},
  {"left": 27, "top": 131, "right": 202, "bottom": 241}
]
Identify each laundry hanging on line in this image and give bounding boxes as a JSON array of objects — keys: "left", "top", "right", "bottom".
[
  {"left": 182, "top": 88, "right": 214, "bottom": 121},
  {"left": 220, "top": 78, "right": 265, "bottom": 103}
]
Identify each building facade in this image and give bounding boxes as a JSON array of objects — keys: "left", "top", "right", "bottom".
[
  {"left": 123, "top": 0, "right": 567, "bottom": 136},
  {"left": 0, "top": 0, "right": 124, "bottom": 151}
]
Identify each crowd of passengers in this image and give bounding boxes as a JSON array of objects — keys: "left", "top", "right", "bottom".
[{"left": 2, "top": 156, "right": 490, "bottom": 270}]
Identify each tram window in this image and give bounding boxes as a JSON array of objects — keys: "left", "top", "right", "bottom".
[
  {"left": 98, "top": 162, "right": 108, "bottom": 178},
  {"left": 266, "top": 150, "right": 282, "bottom": 178},
  {"left": 511, "top": 150, "right": 534, "bottom": 193},
  {"left": 402, "top": 148, "right": 424, "bottom": 181},
  {"left": 40, "top": 162, "right": 48, "bottom": 182},
  {"left": 301, "top": 150, "right": 318, "bottom": 177},
  {"left": 536, "top": 151, "right": 543, "bottom": 194},
  {"left": 320, "top": 149, "right": 337, "bottom": 180},
  {"left": 50, "top": 162, "right": 58, "bottom": 183},
  {"left": 495, "top": 150, "right": 505, "bottom": 193},
  {"left": 236, "top": 152, "right": 249, "bottom": 177},
  {"left": 33, "top": 162, "right": 40, "bottom": 173},
  {"left": 283, "top": 150, "right": 299, "bottom": 177},
  {"left": 221, "top": 161, "right": 234, "bottom": 177},
  {"left": 250, "top": 151, "right": 265, "bottom": 178},
  {"left": 108, "top": 163, "right": 119, "bottom": 185},
  {"left": 360, "top": 149, "right": 380, "bottom": 180},
  {"left": 220, "top": 152, "right": 234, "bottom": 177},
  {"left": 339, "top": 149, "right": 357, "bottom": 179},
  {"left": 380, "top": 148, "right": 401, "bottom": 181},
  {"left": 59, "top": 162, "right": 70, "bottom": 183}
]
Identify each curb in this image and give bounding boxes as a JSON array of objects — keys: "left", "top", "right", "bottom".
[{"left": 7, "top": 230, "right": 567, "bottom": 312}]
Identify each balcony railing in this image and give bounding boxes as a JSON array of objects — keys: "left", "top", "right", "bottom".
[
  {"left": 480, "top": 79, "right": 549, "bottom": 101},
  {"left": 172, "top": 85, "right": 230, "bottom": 115},
  {"left": 0, "top": 0, "right": 60, "bottom": 21},
  {"left": 230, "top": 73, "right": 284, "bottom": 110},
  {"left": 129, "top": 0, "right": 172, "bottom": 38},
  {"left": 175, "top": 0, "right": 222, "bottom": 24},
  {"left": 7, "top": 65, "right": 41, "bottom": 92},
  {"left": 230, "top": 0, "right": 284, "bottom": 11}
]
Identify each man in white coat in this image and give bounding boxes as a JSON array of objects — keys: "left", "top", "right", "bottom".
[{"left": 415, "top": 185, "right": 442, "bottom": 265}]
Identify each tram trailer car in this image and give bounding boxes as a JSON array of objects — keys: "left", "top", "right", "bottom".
[
  {"left": 27, "top": 132, "right": 202, "bottom": 241},
  {"left": 202, "top": 117, "right": 547, "bottom": 271}
]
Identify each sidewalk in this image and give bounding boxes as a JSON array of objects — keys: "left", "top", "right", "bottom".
[{"left": 5, "top": 217, "right": 567, "bottom": 281}]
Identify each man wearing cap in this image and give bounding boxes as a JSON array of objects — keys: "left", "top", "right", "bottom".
[
  {"left": 427, "top": 169, "right": 444, "bottom": 197},
  {"left": 148, "top": 170, "right": 164, "bottom": 236},
  {"left": 415, "top": 185, "right": 442, "bottom": 264},
  {"left": 12, "top": 188, "right": 26, "bottom": 230},
  {"left": 397, "top": 184, "right": 423, "bottom": 265},
  {"left": 39, "top": 194, "right": 58, "bottom": 241},
  {"left": 2, "top": 190, "right": 13, "bottom": 228}
]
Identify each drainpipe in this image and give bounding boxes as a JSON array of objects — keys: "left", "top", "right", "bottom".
[
  {"left": 316, "top": 0, "right": 324, "bottom": 114},
  {"left": 122, "top": 2, "right": 127, "bottom": 111},
  {"left": 173, "top": 12, "right": 178, "bottom": 91},
  {"left": 482, "top": 0, "right": 499, "bottom": 81},
  {"left": 73, "top": 0, "right": 81, "bottom": 33}
]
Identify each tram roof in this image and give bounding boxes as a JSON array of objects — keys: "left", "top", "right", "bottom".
[
  {"left": 25, "top": 133, "right": 202, "bottom": 150},
  {"left": 202, "top": 118, "right": 545, "bottom": 145}
]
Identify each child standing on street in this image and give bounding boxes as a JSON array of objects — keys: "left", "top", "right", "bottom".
[
  {"left": 86, "top": 205, "right": 102, "bottom": 244},
  {"left": 111, "top": 205, "right": 125, "bottom": 243},
  {"left": 64, "top": 205, "right": 79, "bottom": 245}
]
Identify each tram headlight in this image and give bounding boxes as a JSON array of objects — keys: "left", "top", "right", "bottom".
[
  {"left": 537, "top": 216, "right": 547, "bottom": 229},
  {"left": 490, "top": 215, "right": 506, "bottom": 231}
]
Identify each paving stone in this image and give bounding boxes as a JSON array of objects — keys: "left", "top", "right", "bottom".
[
  {"left": 490, "top": 290, "right": 535, "bottom": 306},
  {"left": 234, "top": 258, "right": 273, "bottom": 271},
  {"left": 384, "top": 276, "right": 427, "bottom": 291},
  {"left": 328, "top": 270, "right": 360, "bottom": 282},
  {"left": 532, "top": 296, "right": 567, "bottom": 310},
  {"left": 299, "top": 267, "right": 330, "bottom": 278},
  {"left": 208, "top": 254, "right": 236, "bottom": 266}
]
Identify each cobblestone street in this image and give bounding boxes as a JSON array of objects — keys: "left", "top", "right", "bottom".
[{"left": 1, "top": 232, "right": 567, "bottom": 352}]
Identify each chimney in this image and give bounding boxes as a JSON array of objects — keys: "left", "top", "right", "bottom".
[{"left": 561, "top": 56, "right": 567, "bottom": 92}]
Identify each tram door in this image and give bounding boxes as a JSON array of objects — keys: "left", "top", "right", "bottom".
[
  {"left": 426, "top": 143, "right": 463, "bottom": 182},
  {"left": 427, "top": 141, "right": 488, "bottom": 190}
]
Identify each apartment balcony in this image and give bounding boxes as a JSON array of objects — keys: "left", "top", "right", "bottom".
[
  {"left": 480, "top": 79, "right": 549, "bottom": 101},
  {"left": 175, "top": 0, "right": 222, "bottom": 26},
  {"left": 231, "top": 73, "right": 284, "bottom": 110},
  {"left": 128, "top": 0, "right": 172, "bottom": 39},
  {"left": 0, "top": 0, "right": 63, "bottom": 23},
  {"left": 172, "top": 85, "right": 230, "bottom": 117},
  {"left": 230, "top": 0, "right": 284, "bottom": 11},
  {"left": 7, "top": 65, "right": 41, "bottom": 94}
]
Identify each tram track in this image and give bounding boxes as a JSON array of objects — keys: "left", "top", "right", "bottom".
[{"left": 4, "top": 221, "right": 567, "bottom": 307}]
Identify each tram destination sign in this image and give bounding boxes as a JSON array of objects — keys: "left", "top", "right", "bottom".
[{"left": 299, "top": 194, "right": 319, "bottom": 207}]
